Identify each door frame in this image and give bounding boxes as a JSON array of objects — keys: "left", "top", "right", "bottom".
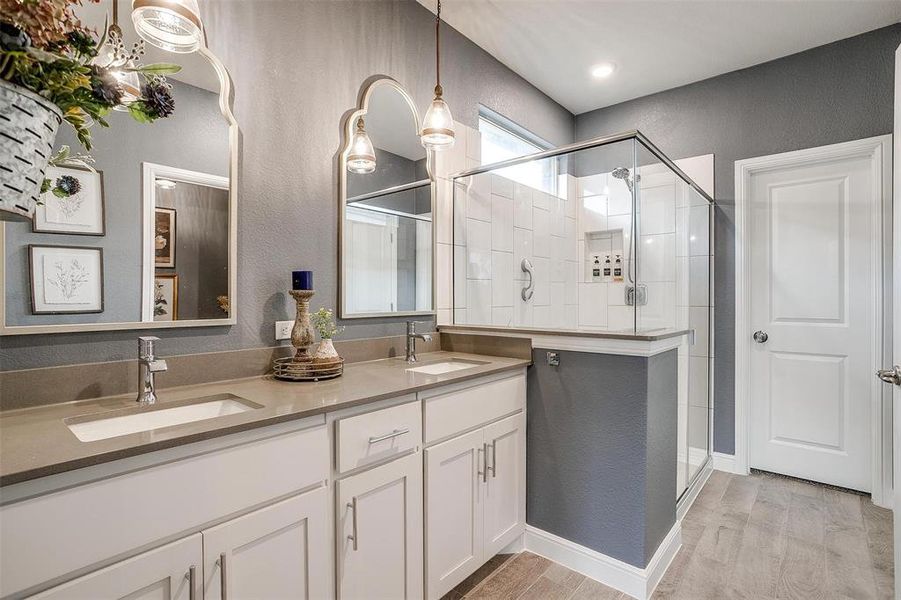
[{"left": 734, "top": 135, "right": 893, "bottom": 506}]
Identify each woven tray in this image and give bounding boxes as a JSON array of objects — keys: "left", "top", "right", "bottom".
[{"left": 273, "top": 356, "right": 344, "bottom": 382}]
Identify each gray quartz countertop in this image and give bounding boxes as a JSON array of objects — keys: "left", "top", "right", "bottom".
[{"left": 0, "top": 351, "right": 529, "bottom": 486}]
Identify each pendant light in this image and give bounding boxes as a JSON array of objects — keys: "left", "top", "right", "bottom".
[
  {"left": 420, "top": 0, "right": 455, "bottom": 150},
  {"left": 347, "top": 118, "right": 377, "bottom": 174},
  {"left": 131, "top": 0, "right": 203, "bottom": 54},
  {"left": 93, "top": 0, "right": 143, "bottom": 111}
]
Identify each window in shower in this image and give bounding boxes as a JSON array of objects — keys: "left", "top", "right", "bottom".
[{"left": 478, "top": 113, "right": 556, "bottom": 194}]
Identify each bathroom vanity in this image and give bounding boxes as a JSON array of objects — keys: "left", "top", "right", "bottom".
[{"left": 0, "top": 352, "right": 527, "bottom": 599}]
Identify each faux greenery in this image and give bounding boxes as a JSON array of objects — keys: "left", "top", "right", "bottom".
[
  {"left": 0, "top": 0, "right": 180, "bottom": 151},
  {"left": 312, "top": 308, "right": 343, "bottom": 340}
]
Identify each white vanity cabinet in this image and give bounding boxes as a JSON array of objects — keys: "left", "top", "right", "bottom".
[
  {"left": 201, "top": 487, "right": 330, "bottom": 599},
  {"left": 332, "top": 397, "right": 424, "bottom": 600},
  {"left": 31, "top": 534, "right": 202, "bottom": 599},
  {"left": 422, "top": 373, "right": 527, "bottom": 600}
]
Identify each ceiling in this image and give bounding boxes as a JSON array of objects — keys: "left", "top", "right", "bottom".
[{"left": 417, "top": 0, "right": 901, "bottom": 115}]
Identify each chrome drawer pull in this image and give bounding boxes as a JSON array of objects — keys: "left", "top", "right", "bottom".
[
  {"left": 347, "top": 497, "right": 359, "bottom": 550},
  {"left": 218, "top": 553, "right": 228, "bottom": 600},
  {"left": 490, "top": 439, "right": 497, "bottom": 478},
  {"left": 368, "top": 427, "right": 410, "bottom": 444},
  {"left": 186, "top": 565, "right": 196, "bottom": 600}
]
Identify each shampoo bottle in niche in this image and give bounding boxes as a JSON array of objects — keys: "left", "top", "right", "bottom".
[
  {"left": 591, "top": 254, "right": 602, "bottom": 281},
  {"left": 603, "top": 253, "right": 612, "bottom": 282},
  {"left": 613, "top": 254, "right": 624, "bottom": 282}
]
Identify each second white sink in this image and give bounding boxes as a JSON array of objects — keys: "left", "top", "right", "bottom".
[
  {"left": 406, "top": 359, "right": 487, "bottom": 375},
  {"left": 66, "top": 394, "right": 262, "bottom": 442}
]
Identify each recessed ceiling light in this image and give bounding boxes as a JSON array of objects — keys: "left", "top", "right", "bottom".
[{"left": 591, "top": 62, "right": 616, "bottom": 79}]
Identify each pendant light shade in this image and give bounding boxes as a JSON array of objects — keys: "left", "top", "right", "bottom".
[
  {"left": 421, "top": 0, "right": 455, "bottom": 150},
  {"left": 131, "top": 0, "right": 203, "bottom": 53},
  {"left": 347, "top": 118, "right": 376, "bottom": 174},
  {"left": 421, "top": 85, "right": 455, "bottom": 150}
]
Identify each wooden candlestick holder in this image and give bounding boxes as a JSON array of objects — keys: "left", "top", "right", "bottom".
[{"left": 289, "top": 289, "right": 315, "bottom": 362}]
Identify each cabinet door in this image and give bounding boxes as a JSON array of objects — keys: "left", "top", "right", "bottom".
[
  {"left": 31, "top": 534, "right": 201, "bottom": 599},
  {"left": 336, "top": 452, "right": 423, "bottom": 600},
  {"left": 424, "top": 429, "right": 485, "bottom": 600},
  {"left": 483, "top": 413, "right": 526, "bottom": 557},
  {"left": 202, "top": 487, "right": 329, "bottom": 600}
]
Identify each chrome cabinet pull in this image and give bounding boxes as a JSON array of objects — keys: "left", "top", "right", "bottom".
[
  {"left": 521, "top": 258, "right": 534, "bottom": 301},
  {"left": 490, "top": 439, "right": 497, "bottom": 478},
  {"left": 217, "top": 554, "right": 227, "bottom": 600},
  {"left": 347, "top": 498, "right": 359, "bottom": 550},
  {"left": 477, "top": 445, "right": 486, "bottom": 482},
  {"left": 368, "top": 427, "right": 410, "bottom": 444},
  {"left": 876, "top": 365, "right": 901, "bottom": 386},
  {"left": 186, "top": 565, "right": 196, "bottom": 600}
]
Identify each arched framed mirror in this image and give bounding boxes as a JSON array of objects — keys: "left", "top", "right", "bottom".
[
  {"left": 338, "top": 77, "right": 436, "bottom": 319},
  {"left": 0, "top": 0, "right": 238, "bottom": 335}
]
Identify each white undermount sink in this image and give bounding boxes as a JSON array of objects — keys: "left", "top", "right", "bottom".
[
  {"left": 406, "top": 359, "right": 488, "bottom": 375},
  {"left": 66, "top": 394, "right": 262, "bottom": 442}
]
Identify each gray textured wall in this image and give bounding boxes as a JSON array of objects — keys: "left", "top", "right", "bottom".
[
  {"left": 526, "top": 348, "right": 677, "bottom": 568},
  {"left": 574, "top": 24, "right": 901, "bottom": 454},
  {"left": 3, "top": 80, "right": 227, "bottom": 328},
  {"left": 0, "top": 0, "right": 573, "bottom": 370}
]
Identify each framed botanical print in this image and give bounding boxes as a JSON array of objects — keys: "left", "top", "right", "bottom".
[
  {"left": 154, "top": 273, "right": 178, "bottom": 321},
  {"left": 33, "top": 166, "right": 105, "bottom": 235},
  {"left": 154, "top": 207, "right": 177, "bottom": 268},
  {"left": 29, "top": 245, "right": 104, "bottom": 314}
]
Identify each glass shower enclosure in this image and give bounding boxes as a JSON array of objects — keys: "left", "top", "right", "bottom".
[{"left": 450, "top": 131, "right": 714, "bottom": 498}]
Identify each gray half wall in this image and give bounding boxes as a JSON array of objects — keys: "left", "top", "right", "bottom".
[
  {"left": 526, "top": 347, "right": 677, "bottom": 568},
  {"left": 574, "top": 24, "right": 901, "bottom": 454},
  {"left": 0, "top": 0, "right": 574, "bottom": 370}
]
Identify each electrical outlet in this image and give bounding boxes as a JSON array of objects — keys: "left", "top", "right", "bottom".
[{"left": 275, "top": 320, "right": 293, "bottom": 341}]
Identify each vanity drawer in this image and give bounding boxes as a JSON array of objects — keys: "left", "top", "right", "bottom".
[
  {"left": 423, "top": 372, "right": 526, "bottom": 444},
  {"left": 335, "top": 396, "right": 421, "bottom": 473}
]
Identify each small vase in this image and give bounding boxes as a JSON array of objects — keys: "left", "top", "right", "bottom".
[{"left": 313, "top": 338, "right": 339, "bottom": 363}]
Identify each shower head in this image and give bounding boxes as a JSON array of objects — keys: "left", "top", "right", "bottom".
[{"left": 611, "top": 166, "right": 639, "bottom": 193}]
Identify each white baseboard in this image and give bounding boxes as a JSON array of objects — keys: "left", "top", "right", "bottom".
[
  {"left": 712, "top": 452, "right": 745, "bottom": 474},
  {"left": 524, "top": 523, "right": 681, "bottom": 600}
]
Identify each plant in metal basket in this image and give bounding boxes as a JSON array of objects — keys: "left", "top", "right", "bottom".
[{"left": 0, "top": 0, "right": 181, "bottom": 151}]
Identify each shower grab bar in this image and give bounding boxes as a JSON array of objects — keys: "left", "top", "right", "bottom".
[{"left": 521, "top": 259, "right": 534, "bottom": 301}]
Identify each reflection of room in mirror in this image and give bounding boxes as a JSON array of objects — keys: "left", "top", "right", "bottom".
[{"left": 153, "top": 180, "right": 229, "bottom": 321}]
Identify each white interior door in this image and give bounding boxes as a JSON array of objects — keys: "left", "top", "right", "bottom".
[
  {"left": 748, "top": 147, "right": 883, "bottom": 491},
  {"left": 345, "top": 207, "right": 398, "bottom": 313}
]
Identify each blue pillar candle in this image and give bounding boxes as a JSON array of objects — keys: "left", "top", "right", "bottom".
[{"left": 292, "top": 270, "right": 313, "bottom": 290}]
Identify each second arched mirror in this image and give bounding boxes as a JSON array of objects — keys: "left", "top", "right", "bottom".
[{"left": 338, "top": 77, "right": 435, "bottom": 319}]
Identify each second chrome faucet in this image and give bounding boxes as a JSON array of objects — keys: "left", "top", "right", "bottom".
[
  {"left": 405, "top": 322, "right": 432, "bottom": 363},
  {"left": 137, "top": 336, "right": 168, "bottom": 404}
]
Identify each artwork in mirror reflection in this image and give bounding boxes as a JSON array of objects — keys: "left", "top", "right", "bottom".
[
  {"left": 2, "top": 0, "right": 232, "bottom": 328},
  {"left": 341, "top": 79, "right": 433, "bottom": 317}
]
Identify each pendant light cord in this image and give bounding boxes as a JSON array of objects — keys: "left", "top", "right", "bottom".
[{"left": 435, "top": 0, "right": 442, "bottom": 94}]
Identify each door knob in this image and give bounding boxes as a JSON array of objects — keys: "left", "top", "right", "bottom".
[
  {"left": 876, "top": 365, "right": 901, "bottom": 386},
  {"left": 753, "top": 330, "right": 768, "bottom": 343}
]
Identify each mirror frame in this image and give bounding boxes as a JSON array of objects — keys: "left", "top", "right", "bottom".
[
  {"left": 338, "top": 76, "right": 436, "bottom": 319},
  {"left": 0, "top": 43, "right": 239, "bottom": 336}
]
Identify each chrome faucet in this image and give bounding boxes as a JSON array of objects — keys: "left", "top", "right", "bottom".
[
  {"left": 405, "top": 321, "right": 433, "bottom": 363},
  {"left": 137, "top": 336, "right": 168, "bottom": 404}
]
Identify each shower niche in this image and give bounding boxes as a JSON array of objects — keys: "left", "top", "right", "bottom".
[{"left": 583, "top": 229, "right": 624, "bottom": 283}]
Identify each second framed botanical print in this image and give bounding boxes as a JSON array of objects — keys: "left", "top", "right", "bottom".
[
  {"left": 29, "top": 245, "right": 104, "bottom": 314},
  {"left": 154, "top": 207, "right": 177, "bottom": 268}
]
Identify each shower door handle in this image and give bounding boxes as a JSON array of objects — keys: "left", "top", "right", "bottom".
[{"left": 521, "top": 258, "right": 534, "bottom": 301}]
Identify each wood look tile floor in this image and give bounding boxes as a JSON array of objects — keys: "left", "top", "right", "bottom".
[{"left": 443, "top": 471, "right": 894, "bottom": 600}]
